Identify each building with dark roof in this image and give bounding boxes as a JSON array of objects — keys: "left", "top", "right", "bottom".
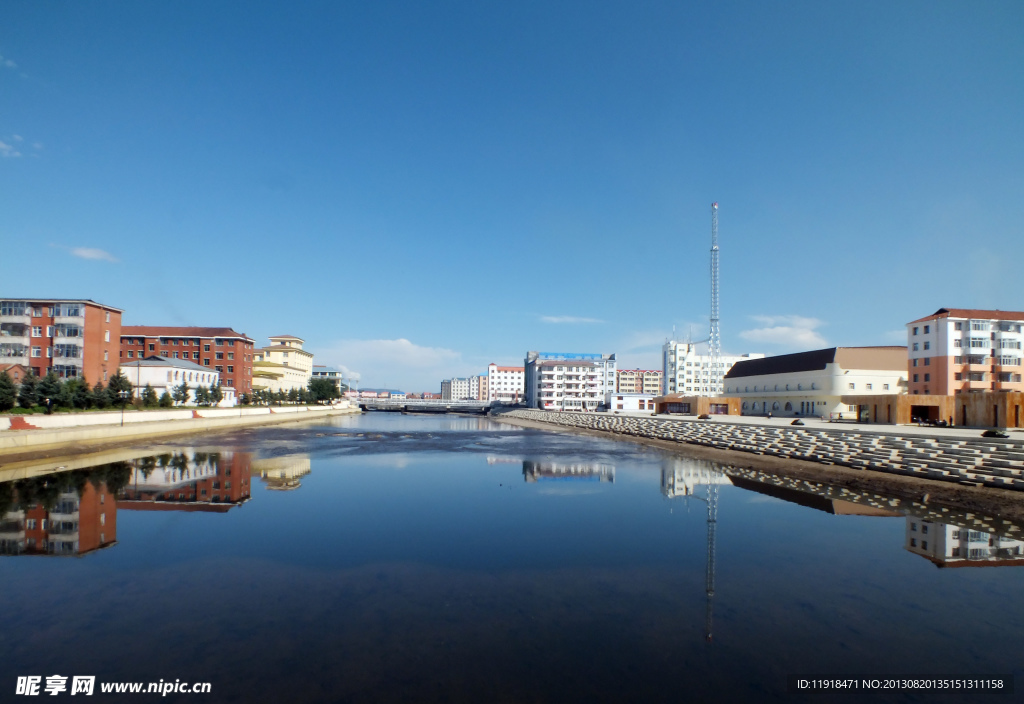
[
  {"left": 120, "top": 326, "right": 254, "bottom": 394},
  {"left": 723, "top": 346, "right": 907, "bottom": 418}
]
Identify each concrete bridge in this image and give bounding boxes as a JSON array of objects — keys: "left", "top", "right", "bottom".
[{"left": 359, "top": 399, "right": 498, "bottom": 414}]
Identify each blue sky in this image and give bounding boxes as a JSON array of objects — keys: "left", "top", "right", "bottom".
[{"left": 2, "top": 1, "right": 1022, "bottom": 390}]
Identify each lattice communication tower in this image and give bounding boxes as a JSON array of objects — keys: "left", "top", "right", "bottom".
[{"left": 709, "top": 203, "right": 721, "bottom": 395}]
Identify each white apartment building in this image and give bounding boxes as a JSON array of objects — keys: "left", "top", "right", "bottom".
[
  {"left": 906, "top": 308, "right": 1024, "bottom": 395},
  {"left": 724, "top": 347, "right": 908, "bottom": 418},
  {"left": 487, "top": 363, "right": 524, "bottom": 403},
  {"left": 605, "top": 392, "right": 658, "bottom": 412},
  {"left": 662, "top": 340, "right": 764, "bottom": 396},
  {"left": 525, "top": 351, "right": 616, "bottom": 411},
  {"left": 441, "top": 377, "right": 473, "bottom": 400},
  {"left": 616, "top": 369, "right": 662, "bottom": 394},
  {"left": 905, "top": 518, "right": 1024, "bottom": 567}
]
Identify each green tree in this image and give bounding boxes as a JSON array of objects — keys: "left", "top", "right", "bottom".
[
  {"left": 172, "top": 381, "right": 190, "bottom": 405},
  {"left": 18, "top": 370, "right": 40, "bottom": 409},
  {"left": 38, "top": 372, "right": 63, "bottom": 412},
  {"left": 210, "top": 383, "right": 223, "bottom": 406},
  {"left": 239, "top": 392, "right": 251, "bottom": 406},
  {"left": 194, "top": 385, "right": 210, "bottom": 406},
  {"left": 287, "top": 387, "right": 299, "bottom": 404},
  {"left": 0, "top": 370, "right": 16, "bottom": 411},
  {"left": 142, "top": 384, "right": 158, "bottom": 408},
  {"left": 107, "top": 372, "right": 134, "bottom": 407},
  {"left": 92, "top": 380, "right": 111, "bottom": 409},
  {"left": 71, "top": 377, "right": 93, "bottom": 409},
  {"left": 158, "top": 391, "right": 173, "bottom": 408},
  {"left": 308, "top": 378, "right": 339, "bottom": 403}
]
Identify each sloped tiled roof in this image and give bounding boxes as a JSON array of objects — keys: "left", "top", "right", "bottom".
[{"left": 121, "top": 326, "right": 252, "bottom": 341}]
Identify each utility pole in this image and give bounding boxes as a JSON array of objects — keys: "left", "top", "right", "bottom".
[{"left": 709, "top": 202, "right": 721, "bottom": 396}]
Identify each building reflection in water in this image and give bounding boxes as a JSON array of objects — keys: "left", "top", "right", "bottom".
[
  {"left": 119, "top": 450, "right": 252, "bottom": 513},
  {"left": 661, "top": 457, "right": 731, "bottom": 498},
  {"left": 522, "top": 460, "right": 615, "bottom": 483},
  {"left": 0, "top": 462, "right": 127, "bottom": 557},
  {"left": 252, "top": 455, "right": 312, "bottom": 491},
  {"left": 905, "top": 519, "right": 1024, "bottom": 567}
]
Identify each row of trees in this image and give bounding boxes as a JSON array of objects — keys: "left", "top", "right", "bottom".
[
  {"left": 0, "top": 370, "right": 230, "bottom": 413},
  {"left": 238, "top": 378, "right": 342, "bottom": 406}
]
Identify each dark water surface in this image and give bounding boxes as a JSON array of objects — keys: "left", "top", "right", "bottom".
[{"left": 2, "top": 414, "right": 1022, "bottom": 703}]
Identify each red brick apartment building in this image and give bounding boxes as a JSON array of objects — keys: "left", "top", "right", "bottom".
[
  {"left": 120, "top": 327, "right": 255, "bottom": 394},
  {"left": 0, "top": 298, "right": 122, "bottom": 382},
  {"left": 907, "top": 308, "right": 1024, "bottom": 396},
  {"left": 1, "top": 481, "right": 118, "bottom": 557}
]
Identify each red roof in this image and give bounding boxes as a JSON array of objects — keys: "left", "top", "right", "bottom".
[
  {"left": 121, "top": 326, "right": 253, "bottom": 342},
  {"left": 492, "top": 366, "right": 524, "bottom": 372},
  {"left": 908, "top": 308, "right": 1024, "bottom": 324}
]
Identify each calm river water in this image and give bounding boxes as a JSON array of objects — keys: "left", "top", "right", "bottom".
[{"left": 1, "top": 414, "right": 1021, "bottom": 702}]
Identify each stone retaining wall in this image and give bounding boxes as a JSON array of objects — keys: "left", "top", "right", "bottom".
[{"left": 499, "top": 410, "right": 1024, "bottom": 492}]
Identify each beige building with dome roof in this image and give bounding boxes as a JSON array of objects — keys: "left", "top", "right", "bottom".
[{"left": 252, "top": 335, "right": 314, "bottom": 393}]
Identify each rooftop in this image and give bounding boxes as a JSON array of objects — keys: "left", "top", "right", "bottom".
[
  {"left": 2, "top": 298, "right": 123, "bottom": 312},
  {"left": 119, "top": 355, "right": 214, "bottom": 373},
  {"left": 122, "top": 326, "right": 252, "bottom": 341},
  {"left": 725, "top": 347, "right": 907, "bottom": 379},
  {"left": 908, "top": 308, "right": 1024, "bottom": 324}
]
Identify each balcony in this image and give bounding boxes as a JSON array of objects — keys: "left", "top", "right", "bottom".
[{"left": 0, "top": 313, "right": 31, "bottom": 325}]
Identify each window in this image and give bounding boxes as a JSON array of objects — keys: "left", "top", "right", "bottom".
[
  {"left": 910, "top": 539, "right": 917, "bottom": 547},
  {"left": 103, "top": 350, "right": 108, "bottom": 361},
  {"left": 913, "top": 374, "right": 919, "bottom": 382},
  {"left": 954, "top": 339, "right": 961, "bottom": 348},
  {"left": 923, "top": 325, "right": 930, "bottom": 334},
  {"left": 227, "top": 366, "right": 233, "bottom": 373},
  {"left": 105, "top": 311, "right": 110, "bottom": 322},
  {"left": 912, "top": 359, "right": 918, "bottom": 367},
  {"left": 31, "top": 326, "right": 41, "bottom": 336},
  {"left": 215, "top": 352, "right": 224, "bottom": 360},
  {"left": 912, "top": 343, "right": 919, "bottom": 351},
  {"left": 104, "top": 330, "right": 110, "bottom": 342},
  {"left": 149, "top": 343, "right": 155, "bottom": 351},
  {"left": 923, "top": 341, "right": 930, "bottom": 350},
  {"left": 848, "top": 383, "right": 855, "bottom": 389},
  {"left": 883, "top": 384, "right": 889, "bottom": 390},
  {"left": 127, "top": 350, "right": 134, "bottom": 358},
  {"left": 924, "top": 374, "right": 930, "bottom": 382},
  {"left": 203, "top": 359, "right": 210, "bottom": 366},
  {"left": 922, "top": 541, "right": 928, "bottom": 550},
  {"left": 955, "top": 322, "right": 963, "bottom": 330},
  {"left": 204, "top": 344, "right": 211, "bottom": 352},
  {"left": 955, "top": 373, "right": 962, "bottom": 381},
  {"left": 865, "top": 383, "right": 872, "bottom": 390},
  {"left": 924, "top": 358, "right": 930, "bottom": 366},
  {"left": 913, "top": 327, "right": 919, "bottom": 335},
  {"left": 954, "top": 356, "right": 962, "bottom": 364},
  {"left": 215, "top": 366, "right": 223, "bottom": 373},
  {"left": 31, "top": 346, "right": 41, "bottom": 357}
]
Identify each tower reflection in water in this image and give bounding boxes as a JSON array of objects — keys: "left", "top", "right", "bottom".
[
  {"left": 0, "top": 450, "right": 253, "bottom": 556},
  {"left": 252, "top": 455, "right": 312, "bottom": 491}
]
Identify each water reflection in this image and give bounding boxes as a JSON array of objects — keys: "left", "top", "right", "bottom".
[
  {"left": 522, "top": 460, "right": 615, "bottom": 483},
  {"left": 0, "top": 462, "right": 126, "bottom": 556},
  {"left": 252, "top": 455, "right": 312, "bottom": 491},
  {"left": 119, "top": 451, "right": 252, "bottom": 512},
  {"left": 660, "top": 457, "right": 731, "bottom": 497},
  {"left": 905, "top": 518, "right": 1024, "bottom": 567}
]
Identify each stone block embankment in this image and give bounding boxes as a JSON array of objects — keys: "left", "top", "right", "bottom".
[{"left": 499, "top": 410, "right": 1024, "bottom": 492}]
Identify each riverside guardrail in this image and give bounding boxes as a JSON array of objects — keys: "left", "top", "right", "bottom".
[{"left": 497, "top": 410, "right": 1024, "bottom": 492}]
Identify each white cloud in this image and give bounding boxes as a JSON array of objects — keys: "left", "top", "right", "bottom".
[
  {"left": 540, "top": 315, "right": 604, "bottom": 324},
  {"left": 69, "top": 247, "right": 119, "bottom": 262},
  {"left": 0, "top": 54, "right": 15, "bottom": 69},
  {"left": 0, "top": 140, "right": 21, "bottom": 158},
  {"left": 315, "top": 338, "right": 467, "bottom": 391},
  {"left": 739, "top": 315, "right": 827, "bottom": 349}
]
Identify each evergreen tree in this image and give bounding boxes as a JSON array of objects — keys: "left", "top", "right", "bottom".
[
  {"left": 287, "top": 387, "right": 299, "bottom": 404},
  {"left": 18, "top": 370, "right": 39, "bottom": 408},
  {"left": 211, "top": 383, "right": 223, "bottom": 406},
  {"left": 72, "top": 377, "right": 93, "bottom": 409},
  {"left": 0, "top": 370, "right": 16, "bottom": 411},
  {"left": 142, "top": 384, "right": 158, "bottom": 408},
  {"left": 159, "top": 391, "right": 174, "bottom": 408},
  {"left": 172, "top": 382, "right": 190, "bottom": 405},
  {"left": 107, "top": 371, "right": 134, "bottom": 406},
  {"left": 92, "top": 380, "right": 111, "bottom": 409},
  {"left": 194, "top": 385, "right": 210, "bottom": 406},
  {"left": 38, "top": 372, "right": 63, "bottom": 411},
  {"left": 239, "top": 392, "right": 251, "bottom": 406}
]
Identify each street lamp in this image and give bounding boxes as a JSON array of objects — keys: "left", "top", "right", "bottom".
[{"left": 119, "top": 390, "right": 130, "bottom": 427}]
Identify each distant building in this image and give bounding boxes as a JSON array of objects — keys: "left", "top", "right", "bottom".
[
  {"left": 616, "top": 369, "right": 662, "bottom": 394},
  {"left": 525, "top": 351, "right": 617, "bottom": 411},
  {"left": 388, "top": 391, "right": 407, "bottom": 399},
  {"left": 605, "top": 392, "right": 658, "bottom": 412},
  {"left": 724, "top": 347, "right": 908, "bottom": 418},
  {"left": 120, "top": 326, "right": 254, "bottom": 394},
  {"left": 1, "top": 298, "right": 122, "bottom": 383},
  {"left": 487, "top": 364, "right": 524, "bottom": 403},
  {"left": 662, "top": 340, "right": 763, "bottom": 396},
  {"left": 119, "top": 451, "right": 252, "bottom": 512},
  {"left": 119, "top": 356, "right": 230, "bottom": 406},
  {"left": 0, "top": 363, "right": 28, "bottom": 384},
  {"left": 907, "top": 308, "right": 1024, "bottom": 396},
  {"left": 441, "top": 377, "right": 473, "bottom": 400},
  {"left": 311, "top": 365, "right": 345, "bottom": 390},
  {"left": 522, "top": 460, "right": 615, "bottom": 483},
  {"left": 252, "top": 455, "right": 312, "bottom": 492},
  {"left": 252, "top": 335, "right": 314, "bottom": 394}
]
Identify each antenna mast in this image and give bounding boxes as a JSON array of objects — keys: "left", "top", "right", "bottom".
[{"left": 709, "top": 203, "right": 721, "bottom": 395}]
